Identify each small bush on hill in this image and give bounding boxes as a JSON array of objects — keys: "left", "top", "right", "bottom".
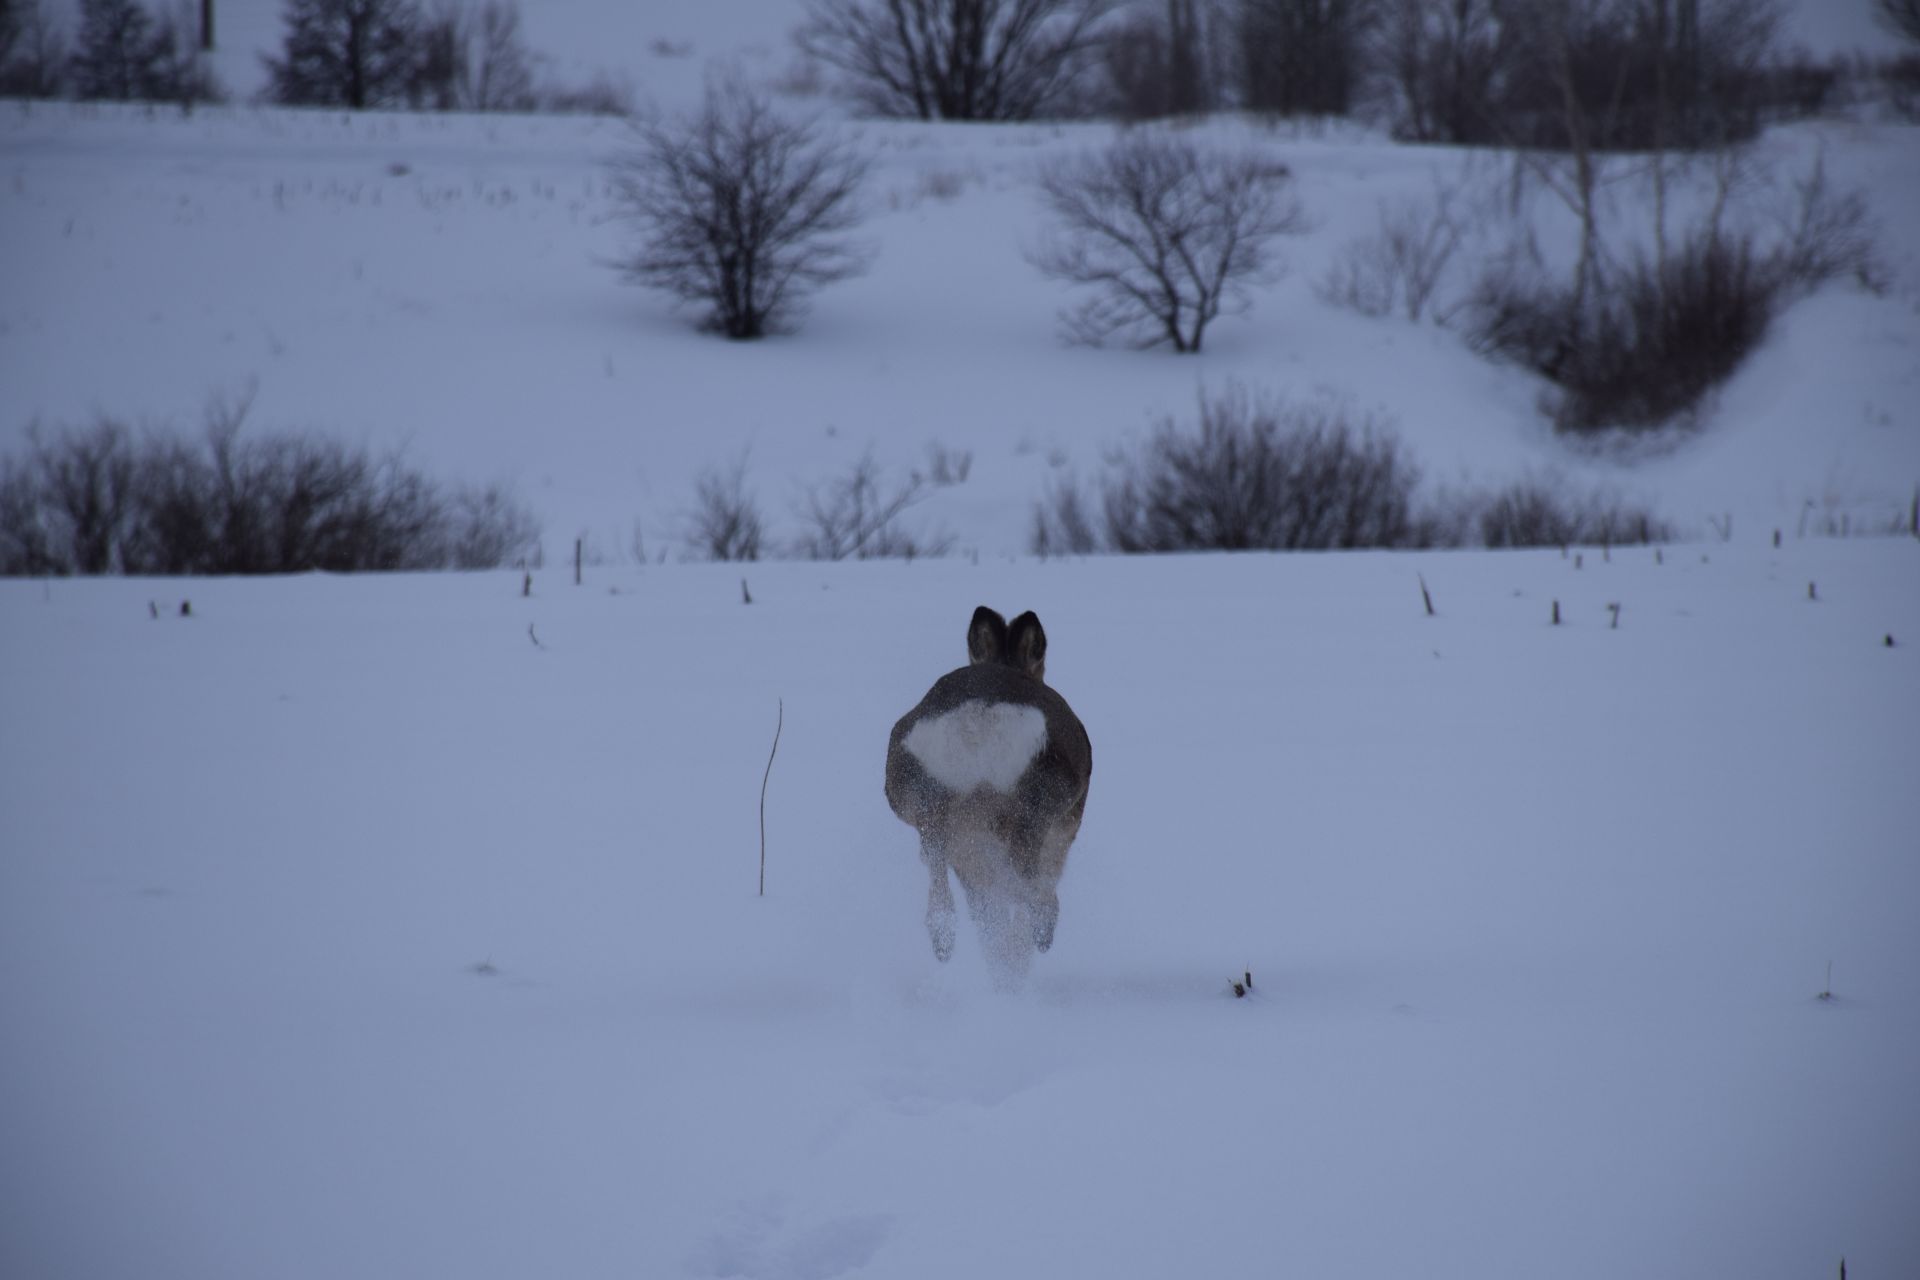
[
  {"left": 684, "top": 455, "right": 766, "bottom": 562},
  {"left": 1036, "top": 388, "right": 1435, "bottom": 554},
  {"left": 1467, "top": 226, "right": 1782, "bottom": 432},
  {"left": 1466, "top": 148, "right": 1879, "bottom": 435},
  {"left": 1029, "top": 389, "right": 1675, "bottom": 556},
  {"left": 792, "top": 451, "right": 952, "bottom": 561},
  {"left": 1474, "top": 478, "right": 1671, "bottom": 547}
]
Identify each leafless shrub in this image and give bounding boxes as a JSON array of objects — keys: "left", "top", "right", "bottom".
[
  {"left": 1030, "top": 135, "right": 1306, "bottom": 352},
  {"left": 1025, "top": 396, "right": 1678, "bottom": 555},
  {"left": 609, "top": 81, "right": 871, "bottom": 339},
  {"left": 1029, "top": 474, "right": 1100, "bottom": 557},
  {"left": 1467, "top": 146, "right": 1879, "bottom": 433},
  {"left": 1769, "top": 150, "right": 1882, "bottom": 296},
  {"left": 796, "top": 0, "right": 1116, "bottom": 121},
  {"left": 1473, "top": 478, "right": 1671, "bottom": 547},
  {"left": 1466, "top": 223, "right": 1783, "bottom": 432},
  {"left": 0, "top": 398, "right": 541, "bottom": 576},
  {"left": 792, "top": 451, "right": 951, "bottom": 560},
  {"left": 18, "top": 419, "right": 140, "bottom": 573},
  {"left": 684, "top": 454, "right": 766, "bottom": 562},
  {"left": 446, "top": 482, "right": 541, "bottom": 568},
  {"left": 538, "top": 68, "right": 634, "bottom": 116},
  {"left": 196, "top": 418, "right": 449, "bottom": 573},
  {"left": 1318, "top": 181, "right": 1464, "bottom": 322},
  {"left": 922, "top": 441, "right": 973, "bottom": 487},
  {"left": 1095, "top": 387, "right": 1433, "bottom": 552}
]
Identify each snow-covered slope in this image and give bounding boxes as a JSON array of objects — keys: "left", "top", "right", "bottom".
[
  {"left": 5, "top": 100, "right": 1916, "bottom": 561},
  {"left": 3, "top": 543, "right": 1917, "bottom": 1278}
]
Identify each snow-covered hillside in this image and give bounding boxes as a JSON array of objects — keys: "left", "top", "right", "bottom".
[
  {"left": 3, "top": 542, "right": 1917, "bottom": 1278},
  {"left": 5, "top": 0, "right": 1920, "bottom": 561}
]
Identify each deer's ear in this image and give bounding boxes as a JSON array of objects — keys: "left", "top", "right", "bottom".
[
  {"left": 1007, "top": 611, "right": 1047, "bottom": 681},
  {"left": 967, "top": 606, "right": 1008, "bottom": 665}
]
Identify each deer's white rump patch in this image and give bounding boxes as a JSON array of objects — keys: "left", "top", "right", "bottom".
[{"left": 904, "top": 700, "right": 1048, "bottom": 794}]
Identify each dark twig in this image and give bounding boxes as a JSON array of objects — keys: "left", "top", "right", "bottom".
[{"left": 760, "top": 698, "right": 783, "bottom": 897}]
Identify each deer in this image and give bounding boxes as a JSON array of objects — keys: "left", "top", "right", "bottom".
[{"left": 884, "top": 606, "right": 1092, "bottom": 980}]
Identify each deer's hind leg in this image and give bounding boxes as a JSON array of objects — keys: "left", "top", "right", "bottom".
[
  {"left": 921, "top": 834, "right": 957, "bottom": 963},
  {"left": 1009, "top": 803, "right": 1083, "bottom": 954}
]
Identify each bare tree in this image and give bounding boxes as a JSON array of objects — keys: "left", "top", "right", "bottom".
[
  {"left": 1238, "top": 0, "right": 1374, "bottom": 116},
  {"left": 1030, "top": 135, "right": 1306, "bottom": 352},
  {"left": 1878, "top": 0, "right": 1920, "bottom": 43},
  {"left": 1101, "top": 0, "right": 1212, "bottom": 119},
  {"left": 69, "top": 0, "right": 158, "bottom": 99},
  {"left": 145, "top": 1, "right": 225, "bottom": 107},
  {"left": 609, "top": 82, "right": 872, "bottom": 340},
  {"left": 0, "top": 0, "right": 18, "bottom": 68},
  {"left": 1374, "top": 0, "right": 1507, "bottom": 141},
  {"left": 1, "top": 0, "right": 71, "bottom": 98},
  {"left": 410, "top": 0, "right": 464, "bottom": 108},
  {"left": 1495, "top": 0, "right": 1783, "bottom": 152},
  {"left": 795, "top": 0, "right": 1115, "bottom": 120},
  {"left": 466, "top": 0, "right": 533, "bottom": 111},
  {"left": 264, "top": 0, "right": 420, "bottom": 109}
]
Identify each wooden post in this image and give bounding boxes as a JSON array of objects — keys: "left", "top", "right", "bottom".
[
  {"left": 201, "top": 0, "right": 214, "bottom": 50},
  {"left": 574, "top": 538, "right": 582, "bottom": 586}
]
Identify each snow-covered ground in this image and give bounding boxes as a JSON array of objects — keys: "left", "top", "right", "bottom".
[
  {"left": 3, "top": 542, "right": 1918, "bottom": 1278},
  {"left": 4, "top": 2, "right": 1920, "bottom": 1276}
]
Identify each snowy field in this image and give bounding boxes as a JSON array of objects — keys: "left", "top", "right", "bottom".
[
  {"left": 3, "top": 542, "right": 1918, "bottom": 1278},
  {"left": 5, "top": 1, "right": 1920, "bottom": 1276}
]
